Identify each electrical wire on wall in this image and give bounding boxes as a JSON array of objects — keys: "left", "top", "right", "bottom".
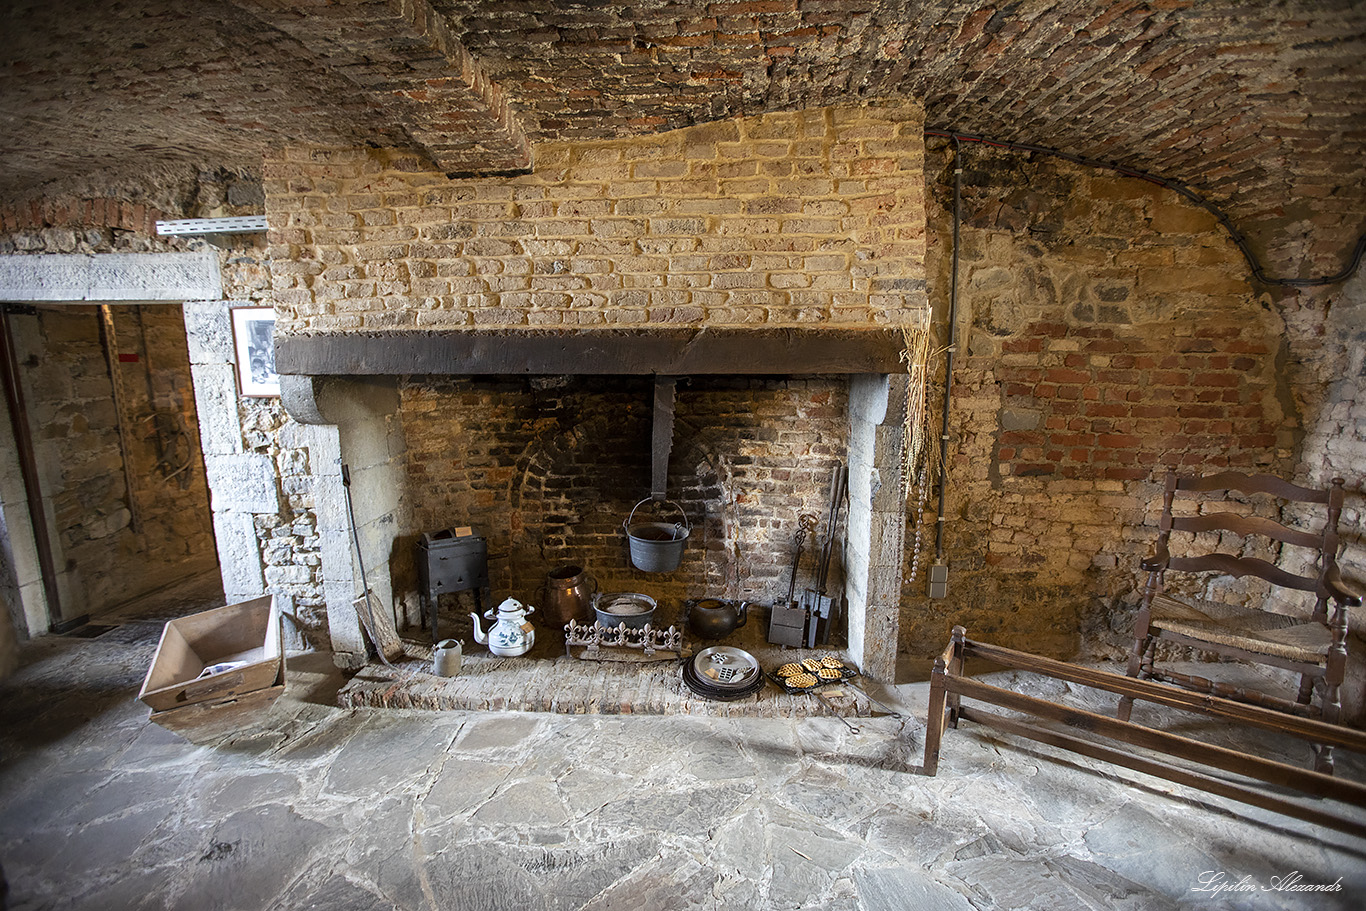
[
  {"left": 926, "top": 135, "right": 962, "bottom": 598},
  {"left": 924, "top": 129, "right": 1366, "bottom": 289}
]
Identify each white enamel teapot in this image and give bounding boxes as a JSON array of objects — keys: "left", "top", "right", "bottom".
[{"left": 470, "top": 597, "right": 536, "bottom": 657}]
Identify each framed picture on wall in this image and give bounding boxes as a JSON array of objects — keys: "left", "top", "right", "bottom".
[{"left": 231, "top": 306, "right": 280, "bottom": 397}]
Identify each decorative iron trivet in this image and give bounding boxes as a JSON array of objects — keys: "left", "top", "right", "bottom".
[{"left": 564, "top": 619, "right": 685, "bottom": 660}]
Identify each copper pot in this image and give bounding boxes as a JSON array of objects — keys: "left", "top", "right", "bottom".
[{"left": 541, "top": 565, "right": 597, "bottom": 625}]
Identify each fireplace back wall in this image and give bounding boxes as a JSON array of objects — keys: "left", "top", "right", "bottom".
[{"left": 395, "top": 375, "right": 851, "bottom": 620}]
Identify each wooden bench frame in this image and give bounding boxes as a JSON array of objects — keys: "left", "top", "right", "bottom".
[{"left": 922, "top": 627, "right": 1366, "bottom": 838}]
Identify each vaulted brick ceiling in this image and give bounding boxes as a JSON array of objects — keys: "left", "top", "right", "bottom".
[{"left": 2, "top": 0, "right": 1363, "bottom": 277}]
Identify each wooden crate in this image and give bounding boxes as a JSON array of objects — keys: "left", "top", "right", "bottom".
[
  {"left": 147, "top": 665, "right": 286, "bottom": 743},
  {"left": 138, "top": 595, "right": 283, "bottom": 713}
]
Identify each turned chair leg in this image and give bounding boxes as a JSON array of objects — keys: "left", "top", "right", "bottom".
[
  {"left": 1312, "top": 743, "right": 1336, "bottom": 776},
  {"left": 1296, "top": 672, "right": 1315, "bottom": 707},
  {"left": 1312, "top": 675, "right": 1344, "bottom": 776},
  {"left": 1138, "top": 637, "right": 1156, "bottom": 679},
  {"left": 1118, "top": 634, "right": 1152, "bottom": 722}
]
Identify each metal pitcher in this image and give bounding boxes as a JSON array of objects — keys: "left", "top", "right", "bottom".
[
  {"left": 686, "top": 598, "right": 749, "bottom": 640},
  {"left": 432, "top": 639, "right": 463, "bottom": 677}
]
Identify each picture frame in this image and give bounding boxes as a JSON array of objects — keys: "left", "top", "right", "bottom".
[{"left": 231, "top": 306, "right": 280, "bottom": 397}]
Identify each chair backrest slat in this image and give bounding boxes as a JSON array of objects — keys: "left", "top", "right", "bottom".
[
  {"left": 1168, "top": 553, "right": 1318, "bottom": 593},
  {"left": 1169, "top": 513, "right": 1323, "bottom": 550},
  {"left": 1154, "top": 471, "right": 1349, "bottom": 603},
  {"left": 1174, "top": 470, "right": 1329, "bottom": 504}
]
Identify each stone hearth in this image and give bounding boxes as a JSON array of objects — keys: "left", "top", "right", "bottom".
[
  {"left": 289, "top": 370, "right": 910, "bottom": 694},
  {"left": 338, "top": 646, "right": 873, "bottom": 718},
  {"left": 341, "top": 599, "right": 878, "bottom": 718}
]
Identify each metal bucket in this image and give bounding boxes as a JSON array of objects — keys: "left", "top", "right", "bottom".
[{"left": 624, "top": 498, "right": 690, "bottom": 573}]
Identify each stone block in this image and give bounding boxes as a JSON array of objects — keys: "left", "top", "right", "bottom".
[
  {"left": 265, "top": 564, "right": 313, "bottom": 587},
  {"left": 190, "top": 364, "right": 244, "bottom": 456},
  {"left": 182, "top": 299, "right": 236, "bottom": 364},
  {"left": 872, "top": 419, "right": 908, "bottom": 461},
  {"left": 848, "top": 374, "right": 892, "bottom": 425},
  {"left": 214, "top": 509, "right": 264, "bottom": 599},
  {"left": 0, "top": 251, "right": 221, "bottom": 303},
  {"left": 1001, "top": 408, "right": 1042, "bottom": 431},
  {"left": 323, "top": 580, "right": 365, "bottom": 657},
  {"left": 204, "top": 453, "right": 280, "bottom": 512}
]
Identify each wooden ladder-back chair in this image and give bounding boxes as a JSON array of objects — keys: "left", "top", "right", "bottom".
[{"left": 1117, "top": 471, "right": 1361, "bottom": 774}]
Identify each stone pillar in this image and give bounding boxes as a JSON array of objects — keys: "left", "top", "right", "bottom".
[
  {"left": 282, "top": 375, "right": 408, "bottom": 669},
  {"left": 846, "top": 374, "right": 908, "bottom": 682},
  {"left": 184, "top": 299, "right": 271, "bottom": 600},
  {"left": 0, "top": 370, "right": 49, "bottom": 638}
]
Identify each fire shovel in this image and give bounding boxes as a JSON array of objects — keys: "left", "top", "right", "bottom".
[
  {"left": 342, "top": 464, "right": 404, "bottom": 665},
  {"left": 802, "top": 463, "right": 845, "bottom": 647}
]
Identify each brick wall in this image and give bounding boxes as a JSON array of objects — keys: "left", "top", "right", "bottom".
[
  {"left": 264, "top": 102, "right": 927, "bottom": 332},
  {"left": 0, "top": 169, "right": 263, "bottom": 254},
  {"left": 396, "top": 375, "right": 848, "bottom": 620},
  {"left": 903, "top": 139, "right": 1296, "bottom": 660},
  {"left": 996, "top": 322, "right": 1285, "bottom": 482},
  {"left": 0, "top": 197, "right": 169, "bottom": 244},
  {"left": 0, "top": 175, "right": 332, "bottom": 635}
]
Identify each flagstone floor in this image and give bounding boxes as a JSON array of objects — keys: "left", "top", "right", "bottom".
[{"left": 1, "top": 576, "right": 1362, "bottom": 911}]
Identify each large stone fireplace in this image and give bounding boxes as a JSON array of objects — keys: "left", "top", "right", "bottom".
[
  {"left": 279, "top": 361, "right": 912, "bottom": 683},
  {"left": 265, "top": 101, "right": 929, "bottom": 683}
]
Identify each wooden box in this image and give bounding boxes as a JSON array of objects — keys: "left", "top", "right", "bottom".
[{"left": 138, "top": 595, "right": 283, "bottom": 713}]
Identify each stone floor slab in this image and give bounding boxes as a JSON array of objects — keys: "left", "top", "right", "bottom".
[{"left": 2, "top": 580, "right": 1364, "bottom": 910}]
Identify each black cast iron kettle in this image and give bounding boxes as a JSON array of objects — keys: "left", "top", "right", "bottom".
[{"left": 685, "top": 598, "right": 749, "bottom": 640}]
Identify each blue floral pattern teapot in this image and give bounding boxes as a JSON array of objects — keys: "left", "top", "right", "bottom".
[{"left": 470, "top": 597, "right": 536, "bottom": 657}]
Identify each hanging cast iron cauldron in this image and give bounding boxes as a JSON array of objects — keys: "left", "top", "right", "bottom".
[{"left": 624, "top": 498, "right": 690, "bottom": 573}]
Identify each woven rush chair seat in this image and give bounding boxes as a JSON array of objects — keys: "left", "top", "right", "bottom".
[
  {"left": 1149, "top": 593, "right": 1331, "bottom": 664},
  {"left": 1117, "top": 471, "right": 1360, "bottom": 775}
]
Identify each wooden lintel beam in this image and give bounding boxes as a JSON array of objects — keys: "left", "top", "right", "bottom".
[{"left": 275, "top": 327, "right": 908, "bottom": 376}]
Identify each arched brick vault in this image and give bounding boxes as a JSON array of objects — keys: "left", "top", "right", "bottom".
[
  {"left": 903, "top": 136, "right": 1364, "bottom": 675},
  {"left": 2, "top": 0, "right": 1364, "bottom": 277}
]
